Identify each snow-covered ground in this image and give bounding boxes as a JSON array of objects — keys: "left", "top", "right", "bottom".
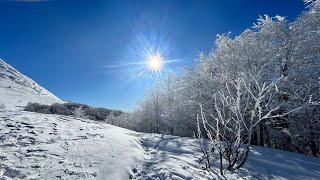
[
  {"left": 0, "top": 110, "right": 145, "bottom": 179},
  {"left": 1, "top": 110, "right": 320, "bottom": 180},
  {"left": 134, "top": 134, "right": 320, "bottom": 180},
  {"left": 1, "top": 59, "right": 320, "bottom": 179}
]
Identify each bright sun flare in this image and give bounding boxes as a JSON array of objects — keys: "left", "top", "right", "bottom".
[{"left": 147, "top": 53, "right": 163, "bottom": 72}]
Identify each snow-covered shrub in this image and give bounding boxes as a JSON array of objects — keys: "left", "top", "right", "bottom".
[
  {"left": 105, "top": 111, "right": 119, "bottom": 125},
  {"left": 24, "top": 102, "right": 122, "bottom": 122},
  {"left": 24, "top": 102, "right": 51, "bottom": 114},
  {"left": 49, "top": 103, "right": 72, "bottom": 115},
  {"left": 195, "top": 76, "right": 304, "bottom": 175},
  {"left": 73, "top": 106, "right": 85, "bottom": 118}
]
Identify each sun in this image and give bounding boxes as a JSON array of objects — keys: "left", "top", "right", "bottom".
[
  {"left": 147, "top": 53, "right": 163, "bottom": 72},
  {"left": 103, "top": 33, "right": 181, "bottom": 78}
]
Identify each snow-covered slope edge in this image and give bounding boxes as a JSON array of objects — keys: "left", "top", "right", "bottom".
[{"left": 0, "top": 59, "right": 63, "bottom": 110}]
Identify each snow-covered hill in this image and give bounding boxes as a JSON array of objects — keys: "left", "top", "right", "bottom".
[
  {"left": 0, "top": 59, "right": 63, "bottom": 110},
  {"left": 0, "top": 59, "right": 320, "bottom": 179},
  {"left": 1, "top": 110, "right": 320, "bottom": 180}
]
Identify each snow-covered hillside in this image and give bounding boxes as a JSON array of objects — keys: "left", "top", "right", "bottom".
[
  {"left": 1, "top": 109, "right": 320, "bottom": 180},
  {"left": 0, "top": 59, "right": 63, "bottom": 110},
  {"left": 0, "top": 111, "right": 145, "bottom": 179},
  {"left": 0, "top": 59, "right": 320, "bottom": 179}
]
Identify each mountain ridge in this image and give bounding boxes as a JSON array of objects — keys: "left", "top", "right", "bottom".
[
  {"left": 0, "top": 58, "right": 63, "bottom": 110},
  {"left": 0, "top": 59, "right": 59, "bottom": 99}
]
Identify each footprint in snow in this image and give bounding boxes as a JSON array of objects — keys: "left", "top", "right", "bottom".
[
  {"left": 2, "top": 166, "right": 27, "bottom": 179},
  {"left": 26, "top": 148, "right": 47, "bottom": 153},
  {"left": 6, "top": 123, "right": 15, "bottom": 127},
  {"left": 20, "top": 122, "right": 31, "bottom": 126},
  {"left": 25, "top": 125, "right": 35, "bottom": 129},
  {"left": 17, "top": 136, "right": 36, "bottom": 146}
]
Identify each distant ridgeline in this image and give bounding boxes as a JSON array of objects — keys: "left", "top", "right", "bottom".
[
  {"left": 24, "top": 102, "right": 123, "bottom": 121},
  {"left": 0, "top": 59, "right": 59, "bottom": 98}
]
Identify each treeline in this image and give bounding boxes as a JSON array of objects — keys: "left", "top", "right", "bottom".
[
  {"left": 121, "top": 1, "right": 320, "bottom": 157},
  {"left": 24, "top": 102, "right": 122, "bottom": 121}
]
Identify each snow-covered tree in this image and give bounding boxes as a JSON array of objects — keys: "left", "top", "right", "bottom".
[
  {"left": 196, "top": 75, "right": 304, "bottom": 175},
  {"left": 130, "top": 0, "right": 320, "bottom": 158}
]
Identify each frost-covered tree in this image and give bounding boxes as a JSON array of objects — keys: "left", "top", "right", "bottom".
[
  {"left": 283, "top": 1, "right": 320, "bottom": 155},
  {"left": 196, "top": 76, "right": 304, "bottom": 175},
  {"left": 129, "top": 0, "right": 320, "bottom": 158}
]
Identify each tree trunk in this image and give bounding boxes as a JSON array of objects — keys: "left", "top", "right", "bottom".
[{"left": 259, "top": 124, "right": 265, "bottom": 146}]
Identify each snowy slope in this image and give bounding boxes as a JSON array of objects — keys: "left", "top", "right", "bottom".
[
  {"left": 0, "top": 110, "right": 319, "bottom": 180},
  {"left": 0, "top": 59, "right": 320, "bottom": 179},
  {"left": 0, "top": 111, "right": 145, "bottom": 179},
  {"left": 0, "top": 59, "right": 63, "bottom": 110}
]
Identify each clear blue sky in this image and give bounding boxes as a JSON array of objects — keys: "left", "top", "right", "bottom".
[{"left": 0, "top": 0, "right": 305, "bottom": 111}]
